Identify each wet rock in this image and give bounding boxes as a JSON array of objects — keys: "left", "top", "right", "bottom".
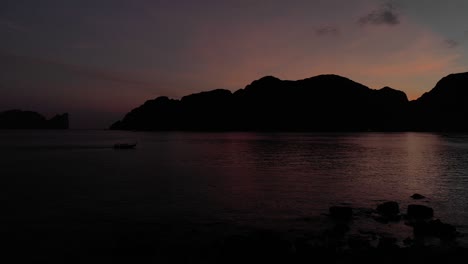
[
  {"left": 329, "top": 206, "right": 353, "bottom": 221},
  {"left": 413, "top": 220, "right": 457, "bottom": 240},
  {"left": 411, "top": 193, "right": 426, "bottom": 200},
  {"left": 376, "top": 201, "right": 400, "bottom": 220},
  {"left": 348, "top": 235, "right": 372, "bottom": 250},
  {"left": 377, "top": 236, "right": 399, "bottom": 250},
  {"left": 359, "top": 230, "right": 377, "bottom": 240},
  {"left": 331, "top": 223, "right": 350, "bottom": 236},
  {"left": 373, "top": 215, "right": 393, "bottom": 224},
  {"left": 403, "top": 237, "right": 414, "bottom": 246},
  {"left": 356, "top": 207, "right": 375, "bottom": 216},
  {"left": 407, "top": 204, "right": 434, "bottom": 219},
  {"left": 412, "top": 221, "right": 430, "bottom": 237}
]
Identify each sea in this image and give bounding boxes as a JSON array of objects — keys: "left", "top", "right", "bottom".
[{"left": 1, "top": 130, "right": 468, "bottom": 261}]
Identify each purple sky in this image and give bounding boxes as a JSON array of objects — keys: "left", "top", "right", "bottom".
[{"left": 1, "top": 0, "right": 467, "bottom": 128}]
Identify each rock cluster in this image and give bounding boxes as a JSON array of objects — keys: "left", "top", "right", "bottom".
[
  {"left": 324, "top": 194, "right": 460, "bottom": 253},
  {"left": 211, "top": 194, "right": 463, "bottom": 263}
]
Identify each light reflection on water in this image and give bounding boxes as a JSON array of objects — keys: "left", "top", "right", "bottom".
[{"left": 1, "top": 130, "right": 468, "bottom": 249}]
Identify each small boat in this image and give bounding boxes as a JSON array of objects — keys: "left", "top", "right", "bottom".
[{"left": 113, "top": 142, "right": 137, "bottom": 149}]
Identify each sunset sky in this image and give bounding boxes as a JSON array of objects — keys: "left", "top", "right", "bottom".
[{"left": 1, "top": 0, "right": 467, "bottom": 128}]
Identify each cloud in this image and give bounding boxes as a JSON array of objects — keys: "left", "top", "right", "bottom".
[
  {"left": 315, "top": 26, "right": 340, "bottom": 36},
  {"left": 444, "top": 39, "right": 459, "bottom": 48},
  {"left": 0, "top": 53, "right": 158, "bottom": 88},
  {"left": 358, "top": 2, "right": 400, "bottom": 26}
]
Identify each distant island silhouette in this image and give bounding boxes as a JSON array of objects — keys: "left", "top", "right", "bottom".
[
  {"left": 0, "top": 110, "right": 69, "bottom": 129},
  {"left": 110, "top": 72, "right": 468, "bottom": 132}
]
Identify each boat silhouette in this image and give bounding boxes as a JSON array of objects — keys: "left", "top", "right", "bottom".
[{"left": 113, "top": 142, "right": 137, "bottom": 149}]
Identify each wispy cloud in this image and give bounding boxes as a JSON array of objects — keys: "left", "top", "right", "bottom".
[
  {"left": 0, "top": 53, "right": 160, "bottom": 89},
  {"left": 315, "top": 26, "right": 340, "bottom": 36},
  {"left": 444, "top": 39, "right": 459, "bottom": 49},
  {"left": 358, "top": 2, "right": 400, "bottom": 26}
]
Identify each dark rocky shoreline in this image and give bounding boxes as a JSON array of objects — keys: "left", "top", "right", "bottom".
[
  {"left": 198, "top": 194, "right": 467, "bottom": 263},
  {"left": 6, "top": 194, "right": 466, "bottom": 263}
]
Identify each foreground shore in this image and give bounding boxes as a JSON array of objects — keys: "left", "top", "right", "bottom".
[
  {"left": 193, "top": 195, "right": 467, "bottom": 263},
  {"left": 8, "top": 195, "right": 467, "bottom": 263}
]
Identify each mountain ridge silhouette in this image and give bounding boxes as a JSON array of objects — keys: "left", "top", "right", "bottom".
[
  {"left": 0, "top": 110, "right": 69, "bottom": 129},
  {"left": 109, "top": 72, "right": 468, "bottom": 132}
]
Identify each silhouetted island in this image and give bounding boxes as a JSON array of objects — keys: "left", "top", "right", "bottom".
[
  {"left": 0, "top": 110, "right": 69, "bottom": 129},
  {"left": 411, "top": 72, "right": 468, "bottom": 131},
  {"left": 110, "top": 73, "right": 468, "bottom": 132}
]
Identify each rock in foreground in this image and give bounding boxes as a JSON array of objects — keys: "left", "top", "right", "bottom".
[
  {"left": 411, "top": 193, "right": 426, "bottom": 200},
  {"left": 413, "top": 219, "right": 458, "bottom": 240},
  {"left": 376, "top": 201, "right": 400, "bottom": 220},
  {"left": 329, "top": 206, "right": 353, "bottom": 221},
  {"left": 407, "top": 205, "right": 434, "bottom": 219}
]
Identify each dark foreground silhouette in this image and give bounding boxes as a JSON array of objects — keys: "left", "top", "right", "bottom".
[
  {"left": 4, "top": 195, "right": 468, "bottom": 263},
  {"left": 0, "top": 110, "right": 69, "bottom": 129},
  {"left": 110, "top": 72, "right": 468, "bottom": 132}
]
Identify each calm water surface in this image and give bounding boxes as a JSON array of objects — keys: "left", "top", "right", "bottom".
[{"left": 1, "top": 131, "right": 468, "bottom": 256}]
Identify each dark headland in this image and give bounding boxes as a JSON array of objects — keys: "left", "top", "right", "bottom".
[
  {"left": 110, "top": 72, "right": 468, "bottom": 132},
  {"left": 0, "top": 110, "right": 69, "bottom": 129}
]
